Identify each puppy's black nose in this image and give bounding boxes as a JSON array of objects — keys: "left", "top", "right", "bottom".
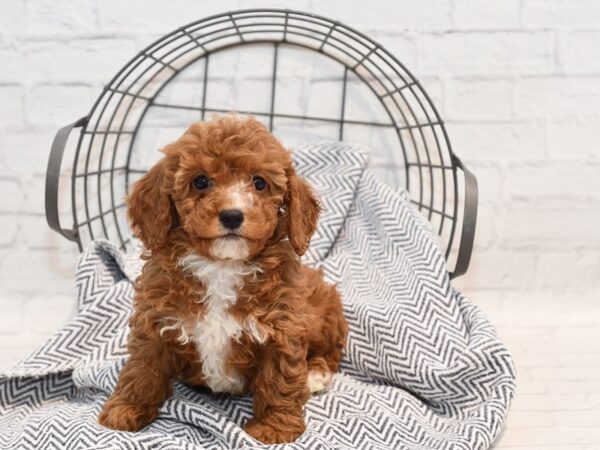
[{"left": 219, "top": 209, "right": 244, "bottom": 230}]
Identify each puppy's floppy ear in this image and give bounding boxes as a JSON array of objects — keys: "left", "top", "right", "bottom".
[
  {"left": 285, "top": 167, "right": 322, "bottom": 256},
  {"left": 127, "top": 157, "right": 174, "bottom": 252}
]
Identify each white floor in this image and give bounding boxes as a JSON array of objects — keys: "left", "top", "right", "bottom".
[
  {"left": 2, "top": 291, "right": 598, "bottom": 449},
  {"left": 482, "top": 291, "right": 600, "bottom": 449}
]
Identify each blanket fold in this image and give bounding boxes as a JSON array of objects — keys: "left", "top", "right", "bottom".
[{"left": 0, "top": 142, "right": 515, "bottom": 450}]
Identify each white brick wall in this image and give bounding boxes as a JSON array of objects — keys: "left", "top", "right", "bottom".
[{"left": 0, "top": 0, "right": 599, "bottom": 384}]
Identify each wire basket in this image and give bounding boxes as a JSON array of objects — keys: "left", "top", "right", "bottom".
[{"left": 45, "top": 9, "right": 477, "bottom": 278}]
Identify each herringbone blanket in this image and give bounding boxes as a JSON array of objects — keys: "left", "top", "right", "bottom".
[{"left": 0, "top": 143, "right": 516, "bottom": 450}]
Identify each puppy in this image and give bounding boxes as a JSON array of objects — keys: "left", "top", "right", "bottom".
[{"left": 98, "top": 116, "right": 348, "bottom": 444}]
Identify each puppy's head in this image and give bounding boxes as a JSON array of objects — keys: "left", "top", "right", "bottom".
[{"left": 127, "top": 116, "right": 321, "bottom": 260}]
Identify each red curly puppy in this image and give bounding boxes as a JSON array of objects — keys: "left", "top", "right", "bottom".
[{"left": 98, "top": 116, "right": 348, "bottom": 444}]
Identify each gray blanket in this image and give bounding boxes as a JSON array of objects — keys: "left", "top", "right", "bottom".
[{"left": 0, "top": 143, "right": 515, "bottom": 449}]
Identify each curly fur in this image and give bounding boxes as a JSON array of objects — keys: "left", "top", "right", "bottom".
[{"left": 98, "top": 116, "right": 348, "bottom": 444}]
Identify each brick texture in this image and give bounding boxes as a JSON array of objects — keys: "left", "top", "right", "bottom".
[{"left": 0, "top": 2, "right": 599, "bottom": 446}]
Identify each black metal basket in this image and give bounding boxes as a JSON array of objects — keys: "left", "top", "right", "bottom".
[{"left": 44, "top": 9, "right": 477, "bottom": 278}]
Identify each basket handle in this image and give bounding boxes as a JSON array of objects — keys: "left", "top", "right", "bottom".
[
  {"left": 45, "top": 116, "right": 88, "bottom": 242},
  {"left": 449, "top": 155, "right": 478, "bottom": 279}
]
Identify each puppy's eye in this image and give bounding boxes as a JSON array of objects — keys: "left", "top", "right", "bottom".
[
  {"left": 253, "top": 176, "right": 267, "bottom": 191},
  {"left": 193, "top": 175, "right": 211, "bottom": 190}
]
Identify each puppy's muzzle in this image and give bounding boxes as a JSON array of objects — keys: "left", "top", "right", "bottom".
[{"left": 219, "top": 209, "right": 244, "bottom": 230}]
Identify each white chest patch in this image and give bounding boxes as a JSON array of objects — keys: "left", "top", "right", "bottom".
[{"left": 174, "top": 253, "right": 261, "bottom": 393}]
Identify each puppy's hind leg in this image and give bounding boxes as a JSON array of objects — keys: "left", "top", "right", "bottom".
[
  {"left": 306, "top": 356, "right": 333, "bottom": 393},
  {"left": 304, "top": 270, "right": 348, "bottom": 394}
]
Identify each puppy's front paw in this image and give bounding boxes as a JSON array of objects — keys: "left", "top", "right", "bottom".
[
  {"left": 98, "top": 398, "right": 159, "bottom": 432},
  {"left": 244, "top": 417, "right": 305, "bottom": 444}
]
